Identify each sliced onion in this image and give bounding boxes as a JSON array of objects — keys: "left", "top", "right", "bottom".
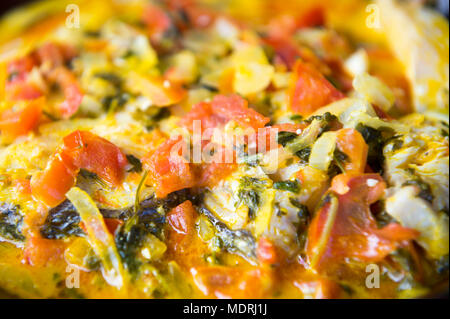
[
  {"left": 66, "top": 187, "right": 127, "bottom": 289},
  {"left": 309, "top": 132, "right": 337, "bottom": 171}
]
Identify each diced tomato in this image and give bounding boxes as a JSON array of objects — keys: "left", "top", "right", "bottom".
[
  {"left": 5, "top": 79, "right": 43, "bottom": 101},
  {"left": 62, "top": 130, "right": 128, "bottom": 186},
  {"left": 179, "top": 101, "right": 226, "bottom": 133},
  {"left": 35, "top": 42, "right": 77, "bottom": 68},
  {"left": 142, "top": 3, "right": 173, "bottom": 41},
  {"left": 296, "top": 6, "right": 325, "bottom": 29},
  {"left": 335, "top": 128, "right": 368, "bottom": 175},
  {"left": 104, "top": 218, "right": 123, "bottom": 235},
  {"left": 31, "top": 131, "right": 128, "bottom": 206},
  {"left": 372, "top": 104, "right": 394, "bottom": 120},
  {"left": 60, "top": 82, "right": 83, "bottom": 119},
  {"left": 289, "top": 61, "right": 345, "bottom": 115},
  {"left": 7, "top": 56, "right": 36, "bottom": 77},
  {"left": 180, "top": 94, "right": 269, "bottom": 132},
  {"left": 7, "top": 43, "right": 81, "bottom": 116},
  {"left": 134, "top": 75, "right": 186, "bottom": 107},
  {"left": 182, "top": 94, "right": 269, "bottom": 132},
  {"left": 191, "top": 266, "right": 273, "bottom": 299},
  {"left": 167, "top": 200, "right": 197, "bottom": 236},
  {"left": 307, "top": 174, "right": 419, "bottom": 271},
  {"left": 6, "top": 57, "right": 42, "bottom": 101},
  {"left": 0, "top": 98, "right": 43, "bottom": 139},
  {"left": 144, "top": 136, "right": 196, "bottom": 198},
  {"left": 166, "top": 201, "right": 208, "bottom": 268},
  {"left": 48, "top": 67, "right": 83, "bottom": 118},
  {"left": 268, "top": 7, "right": 325, "bottom": 39},
  {"left": 212, "top": 95, "right": 270, "bottom": 130},
  {"left": 257, "top": 237, "right": 278, "bottom": 264},
  {"left": 30, "top": 152, "right": 78, "bottom": 207}
]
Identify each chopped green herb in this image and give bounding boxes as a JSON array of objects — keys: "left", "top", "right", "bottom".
[
  {"left": 356, "top": 124, "right": 385, "bottom": 173},
  {"left": 236, "top": 177, "right": 267, "bottom": 220},
  {"left": 277, "top": 131, "right": 298, "bottom": 147},
  {"left": 126, "top": 154, "right": 143, "bottom": 173},
  {"left": 273, "top": 180, "right": 300, "bottom": 193},
  {"left": 94, "top": 72, "right": 122, "bottom": 88},
  {"left": 40, "top": 201, "right": 84, "bottom": 240},
  {"left": 79, "top": 169, "right": 109, "bottom": 188},
  {"left": 0, "top": 203, "right": 26, "bottom": 243}
]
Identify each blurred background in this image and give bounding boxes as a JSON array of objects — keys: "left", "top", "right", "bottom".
[{"left": 1, "top": 0, "right": 449, "bottom": 17}]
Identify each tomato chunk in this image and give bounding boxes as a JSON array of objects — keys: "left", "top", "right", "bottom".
[
  {"left": 212, "top": 94, "right": 270, "bottom": 131},
  {"left": 0, "top": 98, "right": 43, "bottom": 139},
  {"left": 62, "top": 130, "right": 128, "bottom": 186},
  {"left": 144, "top": 136, "right": 196, "bottom": 198},
  {"left": 30, "top": 152, "right": 78, "bottom": 207},
  {"left": 166, "top": 201, "right": 208, "bottom": 268},
  {"left": 296, "top": 6, "right": 325, "bottom": 29},
  {"left": 6, "top": 56, "right": 42, "bottom": 101},
  {"left": 289, "top": 61, "right": 345, "bottom": 115},
  {"left": 180, "top": 94, "right": 270, "bottom": 132},
  {"left": 6, "top": 43, "right": 81, "bottom": 117},
  {"left": 307, "top": 174, "right": 419, "bottom": 271},
  {"left": 31, "top": 131, "right": 128, "bottom": 206},
  {"left": 335, "top": 128, "right": 368, "bottom": 175},
  {"left": 142, "top": 3, "right": 173, "bottom": 41},
  {"left": 48, "top": 67, "right": 83, "bottom": 118}
]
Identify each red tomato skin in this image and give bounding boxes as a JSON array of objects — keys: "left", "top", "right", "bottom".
[
  {"left": 31, "top": 131, "right": 128, "bottom": 206},
  {"left": 180, "top": 94, "right": 269, "bottom": 132},
  {"left": 0, "top": 98, "right": 43, "bottom": 139},
  {"left": 335, "top": 128, "right": 369, "bottom": 175},
  {"left": 6, "top": 80, "right": 43, "bottom": 101},
  {"left": 7, "top": 56, "right": 36, "bottom": 76},
  {"left": 144, "top": 136, "right": 196, "bottom": 198},
  {"left": 211, "top": 94, "right": 270, "bottom": 131},
  {"left": 62, "top": 130, "right": 128, "bottom": 186},
  {"left": 30, "top": 152, "right": 78, "bottom": 207},
  {"left": 48, "top": 67, "right": 83, "bottom": 119},
  {"left": 142, "top": 3, "right": 173, "bottom": 40},
  {"left": 307, "top": 174, "right": 419, "bottom": 271},
  {"left": 289, "top": 61, "right": 345, "bottom": 115},
  {"left": 35, "top": 42, "right": 77, "bottom": 68},
  {"left": 104, "top": 218, "right": 124, "bottom": 235},
  {"left": 296, "top": 6, "right": 325, "bottom": 29},
  {"left": 165, "top": 200, "right": 209, "bottom": 268},
  {"left": 167, "top": 200, "right": 196, "bottom": 236}
]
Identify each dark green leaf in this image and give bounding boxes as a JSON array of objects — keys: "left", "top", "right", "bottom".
[{"left": 273, "top": 180, "right": 300, "bottom": 193}]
